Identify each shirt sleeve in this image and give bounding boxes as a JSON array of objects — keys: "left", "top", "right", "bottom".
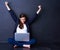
[
  {"left": 28, "top": 13, "right": 38, "bottom": 24},
  {"left": 8, "top": 10, "right": 19, "bottom": 24}
]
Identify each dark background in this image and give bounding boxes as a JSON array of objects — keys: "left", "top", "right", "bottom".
[{"left": 0, "top": 0, "right": 60, "bottom": 45}]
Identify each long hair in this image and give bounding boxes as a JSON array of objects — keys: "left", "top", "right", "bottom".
[{"left": 19, "top": 13, "right": 28, "bottom": 29}]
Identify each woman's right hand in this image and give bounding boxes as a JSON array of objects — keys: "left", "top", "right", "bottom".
[{"left": 5, "top": 1, "right": 11, "bottom": 10}]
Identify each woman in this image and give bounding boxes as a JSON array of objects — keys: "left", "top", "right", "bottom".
[{"left": 5, "top": 1, "right": 41, "bottom": 48}]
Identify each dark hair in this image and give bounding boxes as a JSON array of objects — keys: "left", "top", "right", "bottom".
[{"left": 19, "top": 13, "right": 28, "bottom": 29}]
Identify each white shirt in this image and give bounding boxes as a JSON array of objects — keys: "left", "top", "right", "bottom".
[{"left": 16, "top": 24, "right": 28, "bottom": 33}]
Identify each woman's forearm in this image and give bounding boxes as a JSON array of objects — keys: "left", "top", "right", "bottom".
[
  {"left": 36, "top": 5, "right": 41, "bottom": 14},
  {"left": 5, "top": 1, "right": 11, "bottom": 11},
  {"left": 36, "top": 8, "right": 41, "bottom": 14}
]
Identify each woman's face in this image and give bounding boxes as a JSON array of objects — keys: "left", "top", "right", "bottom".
[{"left": 20, "top": 17, "right": 26, "bottom": 24}]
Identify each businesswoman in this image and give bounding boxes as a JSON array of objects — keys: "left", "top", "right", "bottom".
[{"left": 5, "top": 1, "right": 41, "bottom": 48}]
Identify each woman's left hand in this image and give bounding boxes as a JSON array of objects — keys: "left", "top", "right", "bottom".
[
  {"left": 37, "top": 5, "right": 41, "bottom": 14},
  {"left": 38, "top": 5, "right": 41, "bottom": 9}
]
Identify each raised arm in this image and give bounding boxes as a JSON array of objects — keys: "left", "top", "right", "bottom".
[
  {"left": 5, "top": 1, "right": 19, "bottom": 23},
  {"left": 28, "top": 5, "right": 41, "bottom": 24}
]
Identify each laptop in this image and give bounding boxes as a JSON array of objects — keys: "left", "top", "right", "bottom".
[{"left": 15, "top": 33, "right": 30, "bottom": 41}]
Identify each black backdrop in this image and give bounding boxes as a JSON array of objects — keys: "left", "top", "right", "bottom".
[{"left": 0, "top": 0, "right": 60, "bottom": 44}]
